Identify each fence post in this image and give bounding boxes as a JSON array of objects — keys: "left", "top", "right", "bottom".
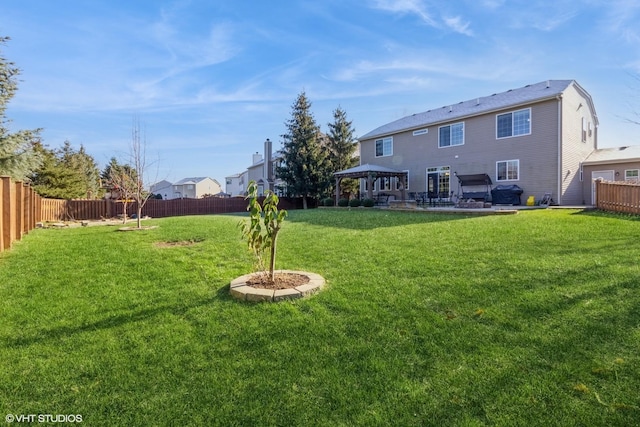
[
  {"left": 14, "top": 181, "right": 24, "bottom": 242},
  {"left": 2, "top": 176, "right": 14, "bottom": 250},
  {"left": 22, "top": 183, "right": 31, "bottom": 235},
  {"left": 0, "top": 176, "right": 4, "bottom": 252}
]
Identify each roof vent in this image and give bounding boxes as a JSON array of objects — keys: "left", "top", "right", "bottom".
[
  {"left": 476, "top": 98, "right": 480, "bottom": 105},
  {"left": 448, "top": 106, "right": 453, "bottom": 113},
  {"left": 546, "top": 80, "right": 550, "bottom": 88}
]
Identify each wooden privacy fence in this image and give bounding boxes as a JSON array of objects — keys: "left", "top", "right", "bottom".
[
  {"left": 1, "top": 176, "right": 40, "bottom": 253},
  {"left": 595, "top": 180, "right": 640, "bottom": 215},
  {"left": 1, "top": 174, "right": 310, "bottom": 253},
  {"left": 46, "top": 197, "right": 307, "bottom": 221}
]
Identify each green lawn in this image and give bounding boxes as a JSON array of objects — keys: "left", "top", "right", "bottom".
[{"left": 0, "top": 209, "right": 639, "bottom": 426}]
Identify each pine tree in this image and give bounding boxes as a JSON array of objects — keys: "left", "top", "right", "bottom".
[
  {"left": 0, "top": 36, "right": 42, "bottom": 180},
  {"left": 29, "top": 141, "right": 102, "bottom": 199},
  {"left": 276, "top": 92, "right": 331, "bottom": 209},
  {"left": 327, "top": 106, "right": 359, "bottom": 198}
]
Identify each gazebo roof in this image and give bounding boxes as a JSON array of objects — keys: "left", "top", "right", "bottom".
[{"left": 334, "top": 163, "right": 407, "bottom": 179}]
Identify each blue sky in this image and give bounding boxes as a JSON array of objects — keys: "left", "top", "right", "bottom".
[{"left": 2, "top": 0, "right": 640, "bottom": 187}]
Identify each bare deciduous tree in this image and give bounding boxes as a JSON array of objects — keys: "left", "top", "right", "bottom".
[{"left": 128, "top": 117, "right": 157, "bottom": 229}]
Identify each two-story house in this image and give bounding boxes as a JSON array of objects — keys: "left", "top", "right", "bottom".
[
  {"left": 172, "top": 177, "right": 222, "bottom": 199},
  {"left": 244, "top": 139, "right": 285, "bottom": 196},
  {"left": 225, "top": 171, "right": 248, "bottom": 197},
  {"left": 357, "top": 80, "right": 599, "bottom": 205}
]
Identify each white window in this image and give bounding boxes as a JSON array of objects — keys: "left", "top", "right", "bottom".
[
  {"left": 439, "top": 123, "right": 464, "bottom": 148},
  {"left": 497, "top": 160, "right": 519, "bottom": 181},
  {"left": 625, "top": 169, "right": 639, "bottom": 182},
  {"left": 497, "top": 109, "right": 531, "bottom": 139},
  {"left": 413, "top": 129, "right": 428, "bottom": 136},
  {"left": 582, "top": 117, "right": 587, "bottom": 142},
  {"left": 375, "top": 137, "right": 393, "bottom": 157}
]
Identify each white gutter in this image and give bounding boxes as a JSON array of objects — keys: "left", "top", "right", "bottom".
[{"left": 557, "top": 94, "right": 563, "bottom": 205}]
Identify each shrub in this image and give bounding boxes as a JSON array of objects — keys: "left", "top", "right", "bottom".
[
  {"left": 362, "top": 198, "right": 375, "bottom": 207},
  {"left": 349, "top": 199, "right": 361, "bottom": 207},
  {"left": 322, "top": 197, "right": 334, "bottom": 207},
  {"left": 239, "top": 180, "right": 287, "bottom": 281},
  {"left": 338, "top": 198, "right": 349, "bottom": 207}
]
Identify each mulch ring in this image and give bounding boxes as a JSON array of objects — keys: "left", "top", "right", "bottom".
[{"left": 246, "top": 272, "right": 310, "bottom": 290}]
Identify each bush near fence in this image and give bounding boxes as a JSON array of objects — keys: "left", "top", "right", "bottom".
[
  {"left": 596, "top": 180, "right": 640, "bottom": 215},
  {"left": 1, "top": 174, "right": 314, "bottom": 253}
]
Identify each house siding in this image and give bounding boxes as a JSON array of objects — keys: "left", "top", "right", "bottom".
[
  {"left": 358, "top": 81, "right": 600, "bottom": 205},
  {"left": 361, "top": 99, "right": 562, "bottom": 201},
  {"left": 560, "top": 84, "right": 598, "bottom": 205}
]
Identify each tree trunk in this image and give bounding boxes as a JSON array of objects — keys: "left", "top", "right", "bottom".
[
  {"left": 269, "top": 231, "right": 279, "bottom": 281},
  {"left": 137, "top": 205, "right": 142, "bottom": 228},
  {"left": 122, "top": 202, "right": 128, "bottom": 224},
  {"left": 302, "top": 196, "right": 308, "bottom": 209}
]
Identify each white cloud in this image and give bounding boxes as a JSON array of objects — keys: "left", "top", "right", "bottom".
[
  {"left": 444, "top": 16, "right": 473, "bottom": 36},
  {"left": 370, "top": 0, "right": 439, "bottom": 27},
  {"left": 370, "top": 0, "right": 474, "bottom": 36}
]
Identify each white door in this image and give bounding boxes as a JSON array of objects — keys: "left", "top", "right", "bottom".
[{"left": 591, "top": 170, "right": 614, "bottom": 205}]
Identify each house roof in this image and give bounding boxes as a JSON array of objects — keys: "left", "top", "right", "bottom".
[
  {"left": 173, "top": 177, "right": 209, "bottom": 185},
  {"left": 583, "top": 145, "right": 640, "bottom": 165},
  {"left": 359, "top": 80, "right": 585, "bottom": 140},
  {"left": 334, "top": 163, "right": 407, "bottom": 178}
]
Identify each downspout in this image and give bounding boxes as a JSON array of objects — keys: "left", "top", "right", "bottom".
[{"left": 556, "top": 95, "right": 562, "bottom": 205}]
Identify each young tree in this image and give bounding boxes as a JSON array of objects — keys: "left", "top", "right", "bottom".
[
  {"left": 276, "top": 91, "right": 331, "bottom": 209},
  {"left": 0, "top": 36, "right": 42, "bottom": 180},
  {"left": 240, "top": 180, "right": 287, "bottom": 283},
  {"left": 101, "top": 119, "right": 156, "bottom": 227},
  {"left": 101, "top": 157, "right": 137, "bottom": 223},
  {"left": 327, "top": 106, "right": 359, "bottom": 198},
  {"left": 128, "top": 117, "right": 155, "bottom": 229}
]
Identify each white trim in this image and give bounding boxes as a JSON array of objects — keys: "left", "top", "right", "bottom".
[
  {"left": 591, "top": 170, "right": 614, "bottom": 205},
  {"left": 496, "top": 159, "right": 520, "bottom": 181},
  {"left": 438, "top": 122, "right": 464, "bottom": 148},
  {"left": 375, "top": 137, "right": 393, "bottom": 157},
  {"left": 412, "top": 129, "right": 428, "bottom": 136},
  {"left": 496, "top": 108, "right": 531, "bottom": 139}
]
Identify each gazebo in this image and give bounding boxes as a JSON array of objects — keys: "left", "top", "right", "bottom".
[{"left": 333, "top": 164, "right": 408, "bottom": 205}]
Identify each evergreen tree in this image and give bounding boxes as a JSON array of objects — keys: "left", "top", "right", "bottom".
[
  {"left": 30, "top": 141, "right": 102, "bottom": 199},
  {"left": 276, "top": 92, "right": 331, "bottom": 208},
  {"left": 0, "top": 36, "right": 42, "bottom": 180},
  {"left": 327, "top": 106, "right": 359, "bottom": 198}
]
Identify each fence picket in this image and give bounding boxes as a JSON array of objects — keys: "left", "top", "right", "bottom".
[{"left": 596, "top": 180, "right": 640, "bottom": 214}]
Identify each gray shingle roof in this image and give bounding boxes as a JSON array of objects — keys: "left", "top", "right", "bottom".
[
  {"left": 174, "top": 177, "right": 208, "bottom": 185},
  {"left": 334, "top": 163, "right": 405, "bottom": 176},
  {"left": 359, "top": 80, "right": 575, "bottom": 140},
  {"left": 583, "top": 145, "right": 640, "bottom": 165}
]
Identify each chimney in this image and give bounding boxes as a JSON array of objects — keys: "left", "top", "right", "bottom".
[
  {"left": 264, "top": 138, "right": 273, "bottom": 190},
  {"left": 252, "top": 151, "right": 262, "bottom": 164}
]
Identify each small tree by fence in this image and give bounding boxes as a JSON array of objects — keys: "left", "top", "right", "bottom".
[{"left": 595, "top": 180, "right": 640, "bottom": 215}]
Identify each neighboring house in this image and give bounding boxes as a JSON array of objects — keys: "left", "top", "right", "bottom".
[
  {"left": 149, "top": 180, "right": 174, "bottom": 199},
  {"left": 246, "top": 138, "right": 284, "bottom": 196},
  {"left": 172, "top": 177, "right": 222, "bottom": 199},
  {"left": 582, "top": 145, "right": 640, "bottom": 205},
  {"left": 358, "top": 80, "right": 601, "bottom": 205},
  {"left": 225, "top": 171, "right": 248, "bottom": 197}
]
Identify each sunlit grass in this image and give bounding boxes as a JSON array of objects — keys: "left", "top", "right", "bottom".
[{"left": 0, "top": 208, "right": 639, "bottom": 426}]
